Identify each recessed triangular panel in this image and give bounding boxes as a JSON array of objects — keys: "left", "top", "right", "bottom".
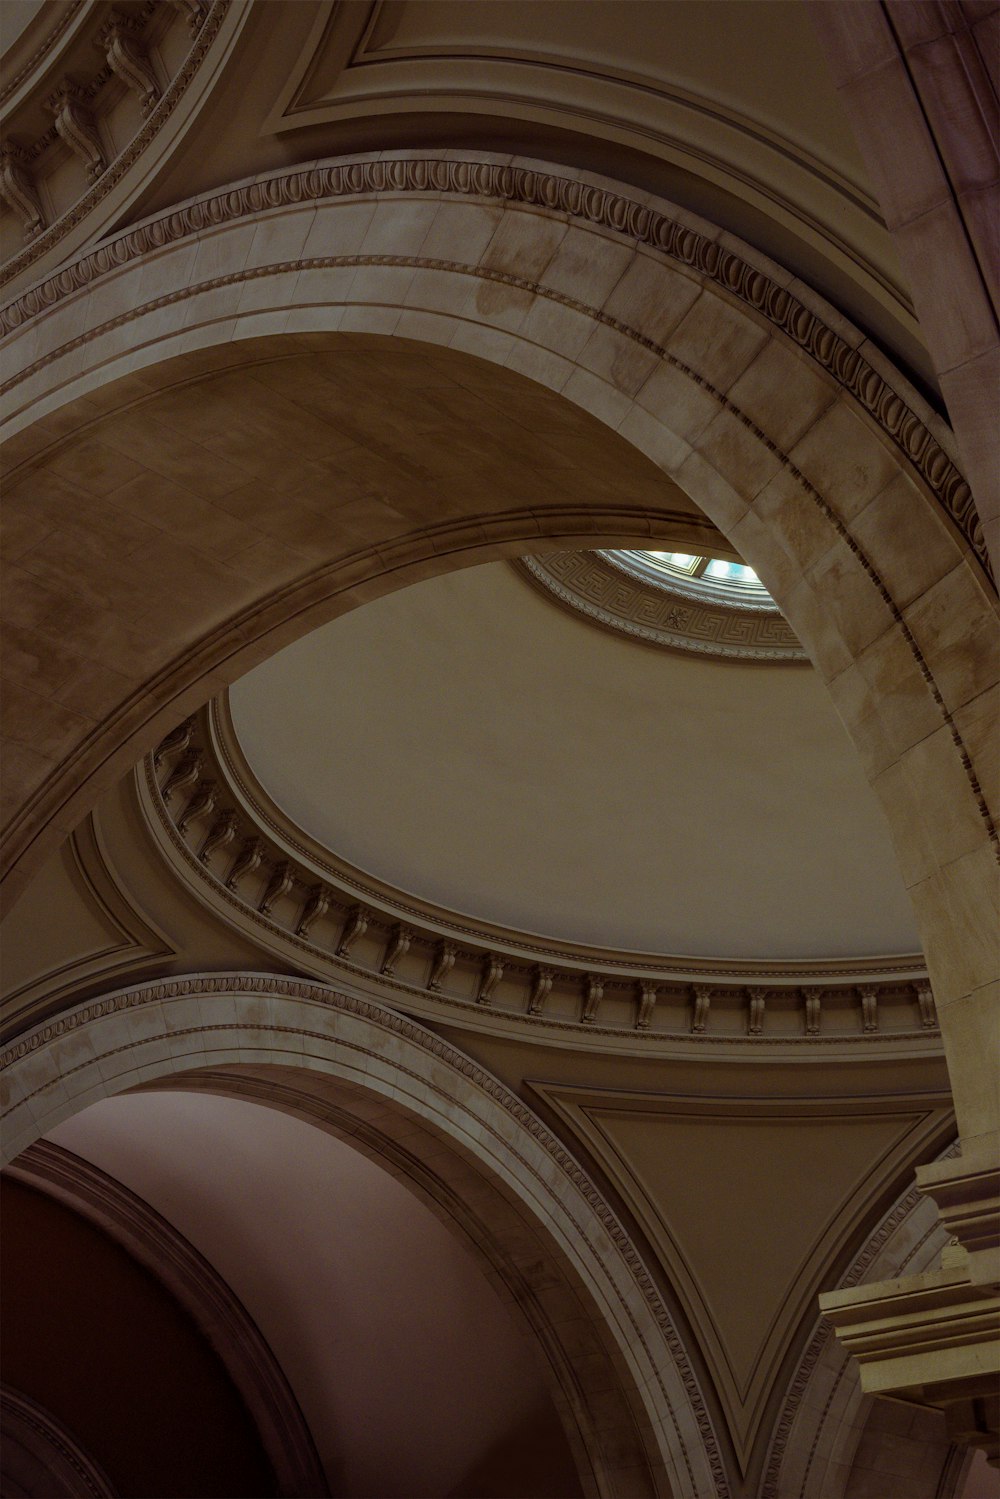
[{"left": 533, "top": 1085, "right": 950, "bottom": 1473}]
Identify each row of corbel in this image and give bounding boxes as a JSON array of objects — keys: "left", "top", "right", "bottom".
[
  {"left": 0, "top": 1, "right": 208, "bottom": 241},
  {"left": 152, "top": 720, "right": 939, "bottom": 1039}
]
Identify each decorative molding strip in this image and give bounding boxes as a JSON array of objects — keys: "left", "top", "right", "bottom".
[
  {"left": 1, "top": 971, "right": 732, "bottom": 1499},
  {"left": 760, "top": 1139, "right": 959, "bottom": 1499},
  {"left": 0, "top": 155, "right": 983, "bottom": 582},
  {"left": 0, "top": 1, "right": 87, "bottom": 107},
  {"left": 0, "top": 0, "right": 231, "bottom": 281},
  {"left": 518, "top": 552, "right": 807, "bottom": 662},
  {"left": 130, "top": 703, "right": 940, "bottom": 1050},
  {"left": 0, "top": 1383, "right": 117, "bottom": 1498},
  {"left": 6, "top": 1141, "right": 329, "bottom": 1498}
]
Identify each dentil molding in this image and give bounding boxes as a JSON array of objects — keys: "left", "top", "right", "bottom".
[
  {"left": 0, "top": 154, "right": 985, "bottom": 583},
  {"left": 129, "top": 699, "right": 942, "bottom": 1053}
]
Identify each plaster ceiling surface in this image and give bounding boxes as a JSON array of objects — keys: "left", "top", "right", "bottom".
[
  {"left": 46, "top": 1090, "right": 575, "bottom": 1499},
  {"left": 230, "top": 560, "right": 921, "bottom": 962}
]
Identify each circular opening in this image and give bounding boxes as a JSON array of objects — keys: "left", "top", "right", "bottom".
[{"left": 605, "top": 550, "right": 777, "bottom": 611}]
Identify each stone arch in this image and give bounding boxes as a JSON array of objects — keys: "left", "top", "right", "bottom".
[
  {"left": 0, "top": 971, "right": 733, "bottom": 1499},
  {"left": 762, "top": 1142, "right": 961, "bottom": 1499},
  {"left": 1, "top": 152, "right": 996, "bottom": 1164}
]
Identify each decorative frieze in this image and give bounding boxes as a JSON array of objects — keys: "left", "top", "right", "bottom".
[
  {"left": 3, "top": 153, "right": 983, "bottom": 588},
  {"left": 145, "top": 714, "right": 941, "bottom": 1048},
  {"left": 2, "top": 1, "right": 233, "bottom": 287}
]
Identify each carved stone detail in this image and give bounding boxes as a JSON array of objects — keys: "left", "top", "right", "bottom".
[
  {"left": 336, "top": 905, "right": 369, "bottom": 959},
  {"left": 860, "top": 985, "right": 879, "bottom": 1033},
  {"left": 140, "top": 713, "right": 939, "bottom": 1047},
  {"left": 2, "top": 0, "right": 232, "bottom": 287},
  {"left": 258, "top": 860, "right": 294, "bottom": 917},
  {"left": 295, "top": 883, "right": 329, "bottom": 940},
  {"left": 582, "top": 974, "right": 604, "bottom": 1024},
  {"left": 3, "top": 155, "right": 982, "bottom": 584},
  {"left": 99, "top": 12, "right": 160, "bottom": 113},
  {"left": 199, "top": 808, "right": 238, "bottom": 864},
  {"left": 428, "top": 941, "right": 457, "bottom": 993},
  {"left": 380, "top": 924, "right": 411, "bottom": 977},
  {"left": 153, "top": 715, "right": 194, "bottom": 768},
  {"left": 747, "top": 987, "right": 767, "bottom": 1036},
  {"left": 46, "top": 79, "right": 106, "bottom": 182},
  {"left": 636, "top": 980, "right": 658, "bottom": 1030},
  {"left": 0, "top": 142, "right": 45, "bottom": 239},
  {"left": 519, "top": 553, "right": 806, "bottom": 663},
  {"left": 528, "top": 966, "right": 554, "bottom": 1016},
  {"left": 801, "top": 987, "right": 823, "bottom": 1036},
  {"left": 177, "top": 778, "right": 216, "bottom": 834},
  {"left": 170, "top": 0, "right": 210, "bottom": 34},
  {"left": 224, "top": 835, "right": 264, "bottom": 892},
  {"left": 160, "top": 748, "right": 202, "bottom": 803},
  {"left": 477, "top": 954, "right": 504, "bottom": 1005},
  {"left": 915, "top": 980, "right": 937, "bottom": 1029}
]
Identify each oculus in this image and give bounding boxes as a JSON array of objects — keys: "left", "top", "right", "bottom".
[
  {"left": 608, "top": 550, "right": 774, "bottom": 608},
  {"left": 518, "top": 551, "right": 805, "bottom": 663}
]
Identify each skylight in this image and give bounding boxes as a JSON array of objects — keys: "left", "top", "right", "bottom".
[{"left": 609, "top": 550, "right": 775, "bottom": 607}]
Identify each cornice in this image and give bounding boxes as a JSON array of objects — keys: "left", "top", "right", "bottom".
[
  {"left": 128, "top": 701, "right": 941, "bottom": 1055},
  {"left": 0, "top": 154, "right": 984, "bottom": 582},
  {"left": 517, "top": 552, "right": 808, "bottom": 662},
  {"left": 0, "top": 0, "right": 236, "bottom": 293},
  {"left": 6, "top": 1140, "right": 329, "bottom": 1498}
]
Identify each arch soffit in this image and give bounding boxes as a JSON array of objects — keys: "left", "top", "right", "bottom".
[
  {"left": 0, "top": 970, "right": 736, "bottom": 1499},
  {"left": 5, "top": 1139, "right": 328, "bottom": 1498},
  {"left": 1, "top": 154, "right": 997, "bottom": 1012}
]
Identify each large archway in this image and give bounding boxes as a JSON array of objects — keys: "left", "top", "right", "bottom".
[
  {"left": 0, "top": 970, "right": 740, "bottom": 1499},
  {"left": 2, "top": 152, "right": 995, "bottom": 1250}
]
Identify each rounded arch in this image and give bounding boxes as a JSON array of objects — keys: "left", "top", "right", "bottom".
[
  {"left": 1, "top": 153, "right": 996, "bottom": 1154},
  {"left": 0, "top": 971, "right": 733, "bottom": 1499}
]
